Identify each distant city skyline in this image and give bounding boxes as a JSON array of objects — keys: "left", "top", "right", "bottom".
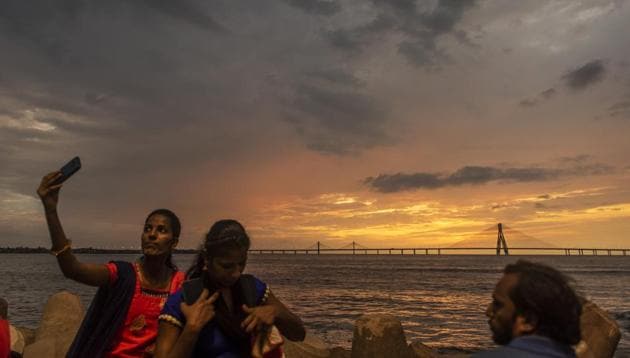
[{"left": 2, "top": 1, "right": 629, "bottom": 249}]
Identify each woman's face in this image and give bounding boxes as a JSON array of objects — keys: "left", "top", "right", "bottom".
[
  {"left": 206, "top": 248, "right": 248, "bottom": 288},
  {"left": 141, "top": 214, "right": 178, "bottom": 257}
]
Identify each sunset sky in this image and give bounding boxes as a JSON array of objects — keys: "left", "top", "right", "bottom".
[{"left": 2, "top": 0, "right": 629, "bottom": 250}]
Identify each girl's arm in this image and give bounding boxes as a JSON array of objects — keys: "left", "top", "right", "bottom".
[
  {"left": 38, "top": 172, "right": 110, "bottom": 287},
  {"left": 242, "top": 291, "right": 306, "bottom": 341},
  {"left": 154, "top": 322, "right": 198, "bottom": 358},
  {"left": 154, "top": 290, "right": 220, "bottom": 358}
]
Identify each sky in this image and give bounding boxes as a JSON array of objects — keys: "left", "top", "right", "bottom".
[{"left": 1, "top": 0, "right": 630, "bottom": 250}]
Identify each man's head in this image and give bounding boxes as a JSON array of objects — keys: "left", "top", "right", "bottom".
[{"left": 486, "top": 260, "right": 582, "bottom": 346}]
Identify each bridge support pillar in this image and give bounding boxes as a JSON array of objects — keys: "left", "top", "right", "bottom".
[{"left": 496, "top": 223, "right": 509, "bottom": 255}]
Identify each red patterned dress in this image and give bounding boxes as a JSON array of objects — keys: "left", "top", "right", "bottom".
[{"left": 104, "top": 263, "right": 184, "bottom": 358}]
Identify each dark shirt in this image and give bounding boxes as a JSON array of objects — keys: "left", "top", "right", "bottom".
[
  {"left": 159, "top": 275, "right": 268, "bottom": 358},
  {"left": 472, "top": 335, "right": 576, "bottom": 358}
]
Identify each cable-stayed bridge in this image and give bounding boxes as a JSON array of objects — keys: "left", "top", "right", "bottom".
[{"left": 250, "top": 223, "right": 629, "bottom": 256}]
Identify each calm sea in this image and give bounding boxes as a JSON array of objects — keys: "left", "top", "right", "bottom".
[{"left": 1, "top": 254, "right": 629, "bottom": 356}]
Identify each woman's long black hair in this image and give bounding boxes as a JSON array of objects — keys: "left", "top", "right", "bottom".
[
  {"left": 144, "top": 208, "right": 181, "bottom": 270},
  {"left": 187, "top": 219, "right": 252, "bottom": 356}
]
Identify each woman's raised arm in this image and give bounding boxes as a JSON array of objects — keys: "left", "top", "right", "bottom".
[{"left": 38, "top": 171, "right": 110, "bottom": 287}]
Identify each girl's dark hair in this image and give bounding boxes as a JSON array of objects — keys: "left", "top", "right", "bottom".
[
  {"left": 145, "top": 208, "right": 181, "bottom": 270},
  {"left": 186, "top": 219, "right": 252, "bottom": 355},
  {"left": 186, "top": 219, "right": 250, "bottom": 278}
]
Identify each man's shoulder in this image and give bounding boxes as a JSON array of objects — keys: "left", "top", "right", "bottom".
[
  {"left": 471, "top": 347, "right": 540, "bottom": 358},
  {"left": 472, "top": 336, "right": 575, "bottom": 358},
  {"left": 472, "top": 345, "right": 540, "bottom": 358}
]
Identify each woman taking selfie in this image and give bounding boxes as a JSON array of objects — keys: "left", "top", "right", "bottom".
[
  {"left": 37, "top": 171, "right": 185, "bottom": 357},
  {"left": 155, "top": 219, "right": 305, "bottom": 358}
]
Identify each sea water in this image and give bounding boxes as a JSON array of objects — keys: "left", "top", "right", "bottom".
[{"left": 1, "top": 253, "right": 628, "bottom": 355}]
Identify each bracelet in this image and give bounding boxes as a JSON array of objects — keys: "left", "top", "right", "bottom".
[{"left": 51, "top": 240, "right": 72, "bottom": 257}]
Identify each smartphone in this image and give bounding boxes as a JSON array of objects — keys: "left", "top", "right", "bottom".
[
  {"left": 182, "top": 278, "right": 205, "bottom": 305},
  {"left": 51, "top": 156, "right": 81, "bottom": 186}
]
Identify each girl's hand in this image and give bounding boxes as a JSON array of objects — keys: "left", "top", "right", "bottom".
[
  {"left": 180, "top": 289, "right": 220, "bottom": 333},
  {"left": 37, "top": 171, "right": 64, "bottom": 208},
  {"left": 241, "top": 304, "right": 279, "bottom": 333}
]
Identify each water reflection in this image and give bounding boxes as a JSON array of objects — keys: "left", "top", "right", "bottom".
[{"left": 1, "top": 253, "right": 628, "bottom": 354}]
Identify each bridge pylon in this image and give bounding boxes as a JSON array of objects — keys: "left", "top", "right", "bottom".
[{"left": 496, "top": 223, "right": 509, "bottom": 255}]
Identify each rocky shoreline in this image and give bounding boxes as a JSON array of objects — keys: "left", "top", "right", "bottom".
[{"left": 9, "top": 291, "right": 621, "bottom": 358}]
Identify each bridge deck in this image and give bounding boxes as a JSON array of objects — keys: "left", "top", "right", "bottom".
[{"left": 249, "top": 247, "right": 629, "bottom": 256}]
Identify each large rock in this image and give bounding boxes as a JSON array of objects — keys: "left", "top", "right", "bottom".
[
  {"left": 329, "top": 347, "right": 351, "bottom": 358},
  {"left": 10, "top": 324, "right": 25, "bottom": 354},
  {"left": 575, "top": 300, "right": 621, "bottom": 358},
  {"left": 351, "top": 314, "right": 414, "bottom": 358},
  {"left": 23, "top": 338, "right": 57, "bottom": 358},
  {"left": 24, "top": 291, "right": 84, "bottom": 358},
  {"left": 283, "top": 332, "right": 332, "bottom": 358},
  {"left": 15, "top": 326, "right": 36, "bottom": 347},
  {"left": 409, "top": 341, "right": 439, "bottom": 358}
]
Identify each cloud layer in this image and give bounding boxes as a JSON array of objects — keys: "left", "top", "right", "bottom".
[
  {"left": 364, "top": 160, "right": 614, "bottom": 193},
  {"left": 1, "top": 0, "right": 630, "bottom": 248}
]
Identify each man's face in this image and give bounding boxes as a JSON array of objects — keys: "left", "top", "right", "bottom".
[{"left": 486, "top": 273, "right": 519, "bottom": 345}]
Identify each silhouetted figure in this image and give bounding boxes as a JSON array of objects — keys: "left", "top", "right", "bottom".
[{"left": 473, "top": 260, "right": 581, "bottom": 357}]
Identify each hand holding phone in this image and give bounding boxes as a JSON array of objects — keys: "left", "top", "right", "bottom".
[
  {"left": 51, "top": 156, "right": 82, "bottom": 186},
  {"left": 38, "top": 156, "right": 81, "bottom": 207}
]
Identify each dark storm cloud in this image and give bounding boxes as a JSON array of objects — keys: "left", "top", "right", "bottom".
[
  {"left": 288, "top": 83, "right": 392, "bottom": 154},
  {"left": 0, "top": 0, "right": 225, "bottom": 70},
  {"left": 0, "top": 0, "right": 228, "bottom": 116},
  {"left": 364, "top": 162, "right": 615, "bottom": 193},
  {"left": 540, "top": 88, "right": 556, "bottom": 100},
  {"left": 139, "top": 0, "right": 226, "bottom": 32},
  {"left": 519, "top": 88, "right": 557, "bottom": 108},
  {"left": 452, "top": 29, "right": 480, "bottom": 49},
  {"left": 607, "top": 99, "right": 630, "bottom": 118},
  {"left": 305, "top": 68, "right": 363, "bottom": 87},
  {"left": 608, "top": 101, "right": 630, "bottom": 111},
  {"left": 519, "top": 99, "right": 537, "bottom": 107},
  {"left": 521, "top": 59, "right": 607, "bottom": 109},
  {"left": 558, "top": 154, "right": 590, "bottom": 164},
  {"left": 282, "top": 0, "right": 341, "bottom": 15},
  {"left": 1, "top": 0, "right": 407, "bottom": 158},
  {"left": 562, "top": 60, "right": 606, "bottom": 91},
  {"left": 327, "top": 0, "right": 477, "bottom": 67}
]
